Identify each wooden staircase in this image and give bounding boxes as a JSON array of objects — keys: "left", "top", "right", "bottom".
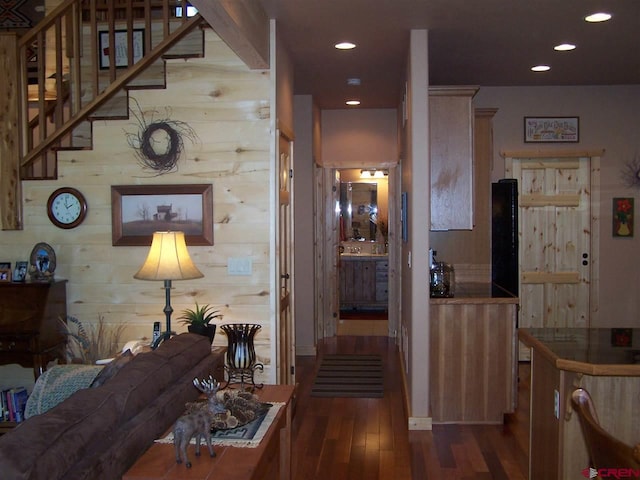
[
  {"left": 0, "top": 0, "right": 270, "bottom": 231},
  {"left": 0, "top": 0, "right": 205, "bottom": 229}
]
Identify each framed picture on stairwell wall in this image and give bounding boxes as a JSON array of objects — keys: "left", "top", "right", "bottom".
[{"left": 99, "top": 29, "right": 145, "bottom": 69}]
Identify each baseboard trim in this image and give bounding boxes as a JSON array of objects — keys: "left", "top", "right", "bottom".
[{"left": 408, "top": 416, "right": 433, "bottom": 430}]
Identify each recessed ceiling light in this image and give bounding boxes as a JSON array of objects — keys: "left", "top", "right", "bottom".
[
  {"left": 531, "top": 65, "right": 551, "bottom": 72},
  {"left": 554, "top": 43, "right": 576, "bottom": 51},
  {"left": 585, "top": 12, "right": 612, "bottom": 23},
  {"left": 347, "top": 78, "right": 361, "bottom": 86},
  {"left": 335, "top": 42, "right": 356, "bottom": 50},
  {"left": 345, "top": 100, "right": 361, "bottom": 106}
]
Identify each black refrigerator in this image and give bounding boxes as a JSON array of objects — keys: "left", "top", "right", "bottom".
[{"left": 491, "top": 179, "right": 519, "bottom": 296}]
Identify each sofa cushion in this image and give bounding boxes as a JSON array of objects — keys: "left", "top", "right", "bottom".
[
  {"left": 0, "top": 387, "right": 122, "bottom": 480},
  {"left": 99, "top": 333, "right": 211, "bottom": 422},
  {"left": 62, "top": 351, "right": 222, "bottom": 480},
  {"left": 0, "top": 333, "right": 214, "bottom": 480}
]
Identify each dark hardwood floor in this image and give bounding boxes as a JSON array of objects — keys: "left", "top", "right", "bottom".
[{"left": 292, "top": 336, "right": 530, "bottom": 480}]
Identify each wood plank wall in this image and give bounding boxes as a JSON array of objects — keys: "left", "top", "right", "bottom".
[{"left": 0, "top": 29, "right": 273, "bottom": 380}]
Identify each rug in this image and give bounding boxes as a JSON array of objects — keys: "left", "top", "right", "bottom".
[
  {"left": 340, "top": 310, "right": 388, "bottom": 320},
  {"left": 156, "top": 402, "right": 284, "bottom": 448},
  {"left": 311, "top": 354, "right": 384, "bottom": 398}
]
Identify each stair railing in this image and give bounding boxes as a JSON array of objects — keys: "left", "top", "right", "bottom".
[{"left": 17, "top": 0, "right": 203, "bottom": 179}]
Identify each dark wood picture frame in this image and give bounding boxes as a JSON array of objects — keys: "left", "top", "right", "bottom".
[{"left": 111, "top": 184, "right": 213, "bottom": 246}]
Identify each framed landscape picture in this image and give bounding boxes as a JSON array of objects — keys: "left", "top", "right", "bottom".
[{"left": 111, "top": 184, "right": 213, "bottom": 246}]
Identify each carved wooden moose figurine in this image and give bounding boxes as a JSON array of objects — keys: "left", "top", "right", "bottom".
[{"left": 173, "top": 376, "right": 226, "bottom": 468}]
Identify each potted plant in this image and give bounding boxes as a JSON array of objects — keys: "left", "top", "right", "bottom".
[{"left": 178, "top": 302, "right": 222, "bottom": 343}]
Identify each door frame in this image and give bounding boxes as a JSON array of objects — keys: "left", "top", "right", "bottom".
[
  {"left": 315, "top": 166, "right": 400, "bottom": 339},
  {"left": 276, "top": 125, "right": 295, "bottom": 384}
]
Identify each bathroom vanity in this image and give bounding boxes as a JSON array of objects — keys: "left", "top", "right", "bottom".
[{"left": 339, "top": 253, "right": 388, "bottom": 311}]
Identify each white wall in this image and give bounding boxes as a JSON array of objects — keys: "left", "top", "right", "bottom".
[
  {"left": 293, "top": 95, "right": 316, "bottom": 355},
  {"left": 320, "top": 109, "right": 398, "bottom": 168},
  {"left": 476, "top": 85, "right": 640, "bottom": 325}
]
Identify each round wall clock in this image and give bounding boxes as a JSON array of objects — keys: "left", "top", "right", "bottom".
[{"left": 47, "top": 187, "right": 88, "bottom": 229}]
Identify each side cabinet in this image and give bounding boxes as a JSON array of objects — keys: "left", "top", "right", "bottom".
[
  {"left": 0, "top": 280, "right": 67, "bottom": 379},
  {"left": 430, "top": 86, "right": 478, "bottom": 231}
]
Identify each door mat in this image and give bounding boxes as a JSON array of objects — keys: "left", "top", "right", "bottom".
[
  {"left": 340, "top": 310, "right": 388, "bottom": 320},
  {"left": 311, "top": 354, "right": 383, "bottom": 398}
]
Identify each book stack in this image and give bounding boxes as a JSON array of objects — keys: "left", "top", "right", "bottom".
[{"left": 1, "top": 387, "right": 29, "bottom": 423}]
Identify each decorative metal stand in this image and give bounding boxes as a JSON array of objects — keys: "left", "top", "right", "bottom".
[{"left": 220, "top": 323, "right": 264, "bottom": 390}]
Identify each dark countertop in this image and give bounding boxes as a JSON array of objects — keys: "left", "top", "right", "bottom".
[
  {"left": 519, "top": 328, "right": 640, "bottom": 375},
  {"left": 430, "top": 282, "right": 519, "bottom": 304}
]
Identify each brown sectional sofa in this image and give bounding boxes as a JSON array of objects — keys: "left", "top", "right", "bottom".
[{"left": 0, "top": 333, "right": 221, "bottom": 480}]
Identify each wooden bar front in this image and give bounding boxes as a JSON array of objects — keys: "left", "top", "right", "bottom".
[
  {"left": 123, "top": 384, "right": 295, "bottom": 480},
  {"left": 520, "top": 328, "right": 640, "bottom": 480},
  {"left": 430, "top": 283, "right": 519, "bottom": 424}
]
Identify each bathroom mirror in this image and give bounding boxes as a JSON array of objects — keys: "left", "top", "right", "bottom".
[{"left": 340, "top": 182, "right": 378, "bottom": 241}]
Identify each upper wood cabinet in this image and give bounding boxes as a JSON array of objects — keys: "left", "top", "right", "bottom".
[{"left": 430, "top": 86, "right": 479, "bottom": 231}]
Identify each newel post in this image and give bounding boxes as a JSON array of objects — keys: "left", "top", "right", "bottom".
[{"left": 0, "top": 33, "right": 22, "bottom": 230}]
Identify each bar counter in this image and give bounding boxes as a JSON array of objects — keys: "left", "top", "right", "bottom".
[
  {"left": 520, "top": 327, "right": 640, "bottom": 375},
  {"left": 519, "top": 327, "right": 640, "bottom": 479},
  {"left": 429, "top": 281, "right": 518, "bottom": 305},
  {"left": 429, "top": 282, "right": 519, "bottom": 423}
]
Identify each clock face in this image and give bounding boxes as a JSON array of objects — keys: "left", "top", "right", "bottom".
[{"left": 47, "top": 188, "right": 87, "bottom": 229}]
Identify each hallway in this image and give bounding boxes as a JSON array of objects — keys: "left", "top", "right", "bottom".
[{"left": 292, "top": 336, "right": 529, "bottom": 479}]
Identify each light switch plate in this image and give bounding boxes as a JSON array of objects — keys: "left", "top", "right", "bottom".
[{"left": 227, "top": 257, "right": 252, "bottom": 276}]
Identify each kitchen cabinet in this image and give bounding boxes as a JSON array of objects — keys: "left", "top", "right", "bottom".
[
  {"left": 340, "top": 256, "right": 388, "bottom": 310},
  {"left": 430, "top": 86, "right": 478, "bottom": 231}
]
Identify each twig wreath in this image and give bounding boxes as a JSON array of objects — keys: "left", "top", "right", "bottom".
[{"left": 125, "top": 99, "right": 199, "bottom": 175}]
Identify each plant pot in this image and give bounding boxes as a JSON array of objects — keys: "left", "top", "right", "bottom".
[{"left": 187, "top": 324, "right": 216, "bottom": 344}]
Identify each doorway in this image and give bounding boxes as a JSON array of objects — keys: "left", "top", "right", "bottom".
[{"left": 336, "top": 168, "right": 390, "bottom": 336}]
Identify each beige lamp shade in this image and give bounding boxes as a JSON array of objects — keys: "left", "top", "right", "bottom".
[{"left": 134, "top": 231, "right": 203, "bottom": 281}]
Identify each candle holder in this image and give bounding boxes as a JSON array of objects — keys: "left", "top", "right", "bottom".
[{"left": 220, "top": 323, "right": 263, "bottom": 390}]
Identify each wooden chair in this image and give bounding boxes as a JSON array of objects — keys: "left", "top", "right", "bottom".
[{"left": 571, "top": 388, "right": 640, "bottom": 470}]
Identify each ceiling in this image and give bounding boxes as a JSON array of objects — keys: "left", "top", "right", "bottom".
[{"left": 259, "top": 0, "right": 640, "bottom": 110}]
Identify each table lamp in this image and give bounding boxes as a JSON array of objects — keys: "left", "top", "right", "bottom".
[{"left": 134, "top": 231, "right": 203, "bottom": 348}]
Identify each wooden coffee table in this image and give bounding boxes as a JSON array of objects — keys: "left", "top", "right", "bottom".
[{"left": 123, "top": 384, "right": 295, "bottom": 480}]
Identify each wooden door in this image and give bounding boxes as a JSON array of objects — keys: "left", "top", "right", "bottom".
[
  {"left": 506, "top": 153, "right": 599, "bottom": 329},
  {"left": 277, "top": 128, "right": 294, "bottom": 384}
]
